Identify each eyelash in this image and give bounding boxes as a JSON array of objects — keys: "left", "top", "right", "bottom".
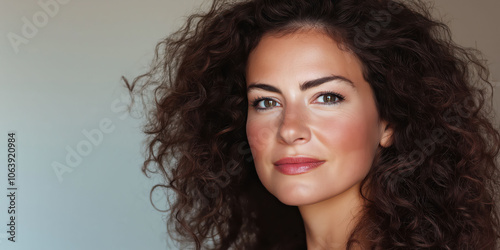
[{"left": 250, "top": 91, "right": 345, "bottom": 111}]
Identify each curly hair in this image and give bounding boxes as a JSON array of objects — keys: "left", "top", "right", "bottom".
[{"left": 125, "top": 0, "right": 500, "bottom": 249}]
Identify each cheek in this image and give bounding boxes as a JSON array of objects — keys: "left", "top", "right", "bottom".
[
  {"left": 314, "top": 110, "right": 380, "bottom": 166},
  {"left": 246, "top": 118, "right": 276, "bottom": 190},
  {"left": 246, "top": 118, "right": 275, "bottom": 158}
]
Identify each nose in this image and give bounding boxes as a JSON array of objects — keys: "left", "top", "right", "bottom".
[{"left": 277, "top": 104, "right": 311, "bottom": 145}]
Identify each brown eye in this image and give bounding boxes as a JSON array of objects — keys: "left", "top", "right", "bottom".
[
  {"left": 252, "top": 98, "right": 281, "bottom": 111},
  {"left": 322, "top": 94, "right": 337, "bottom": 103},
  {"left": 316, "top": 92, "right": 345, "bottom": 105},
  {"left": 264, "top": 99, "right": 276, "bottom": 107}
]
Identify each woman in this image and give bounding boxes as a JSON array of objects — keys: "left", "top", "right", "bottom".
[{"left": 126, "top": 0, "right": 500, "bottom": 249}]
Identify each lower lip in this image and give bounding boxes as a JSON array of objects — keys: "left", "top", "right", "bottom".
[{"left": 274, "top": 161, "right": 325, "bottom": 175}]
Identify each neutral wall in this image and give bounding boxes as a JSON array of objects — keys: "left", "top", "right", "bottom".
[{"left": 0, "top": 1, "right": 207, "bottom": 249}]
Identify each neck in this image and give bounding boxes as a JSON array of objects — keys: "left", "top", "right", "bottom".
[{"left": 298, "top": 183, "right": 364, "bottom": 250}]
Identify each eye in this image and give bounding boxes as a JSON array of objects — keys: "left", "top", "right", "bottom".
[
  {"left": 314, "top": 92, "right": 345, "bottom": 105},
  {"left": 251, "top": 97, "right": 281, "bottom": 111}
]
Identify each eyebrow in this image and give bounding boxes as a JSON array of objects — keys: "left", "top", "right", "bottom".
[{"left": 247, "top": 75, "right": 355, "bottom": 94}]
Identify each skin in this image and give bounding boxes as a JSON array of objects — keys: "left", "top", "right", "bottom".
[{"left": 245, "top": 29, "right": 393, "bottom": 249}]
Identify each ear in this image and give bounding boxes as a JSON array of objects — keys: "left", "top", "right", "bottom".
[{"left": 379, "top": 120, "right": 394, "bottom": 148}]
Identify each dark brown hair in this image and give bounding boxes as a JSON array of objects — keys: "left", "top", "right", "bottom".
[{"left": 126, "top": 0, "right": 500, "bottom": 249}]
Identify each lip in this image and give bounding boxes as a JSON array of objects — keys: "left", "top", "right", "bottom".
[{"left": 273, "top": 157, "right": 325, "bottom": 175}]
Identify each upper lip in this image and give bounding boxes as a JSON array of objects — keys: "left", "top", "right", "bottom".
[{"left": 273, "top": 157, "right": 324, "bottom": 165}]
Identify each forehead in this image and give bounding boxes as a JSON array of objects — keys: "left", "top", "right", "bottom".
[{"left": 246, "top": 29, "right": 364, "bottom": 87}]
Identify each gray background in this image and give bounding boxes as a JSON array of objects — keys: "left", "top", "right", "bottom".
[{"left": 0, "top": 0, "right": 498, "bottom": 249}]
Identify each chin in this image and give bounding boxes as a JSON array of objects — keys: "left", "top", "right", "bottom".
[
  {"left": 276, "top": 194, "right": 321, "bottom": 207},
  {"left": 270, "top": 184, "right": 321, "bottom": 207}
]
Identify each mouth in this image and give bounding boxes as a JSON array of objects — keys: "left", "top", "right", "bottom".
[{"left": 273, "top": 157, "right": 325, "bottom": 175}]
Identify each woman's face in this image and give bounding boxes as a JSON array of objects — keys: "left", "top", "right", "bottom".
[{"left": 245, "top": 29, "right": 393, "bottom": 206}]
